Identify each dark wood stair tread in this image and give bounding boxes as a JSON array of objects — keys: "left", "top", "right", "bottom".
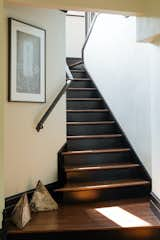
[
  {"left": 71, "top": 70, "right": 86, "bottom": 73},
  {"left": 67, "top": 98, "right": 102, "bottom": 101},
  {"left": 67, "top": 109, "right": 109, "bottom": 112},
  {"left": 70, "top": 78, "right": 91, "bottom": 81},
  {"left": 55, "top": 179, "right": 150, "bottom": 192},
  {"left": 67, "top": 134, "right": 122, "bottom": 140},
  {"left": 62, "top": 148, "right": 131, "bottom": 156},
  {"left": 68, "top": 88, "right": 96, "bottom": 91},
  {"left": 65, "top": 163, "right": 140, "bottom": 172},
  {"left": 69, "top": 60, "right": 83, "bottom": 68},
  {"left": 67, "top": 121, "right": 115, "bottom": 125}
]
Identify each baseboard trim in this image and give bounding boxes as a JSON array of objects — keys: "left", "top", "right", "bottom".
[
  {"left": 4, "top": 181, "right": 60, "bottom": 218},
  {"left": 150, "top": 192, "right": 160, "bottom": 220},
  {"left": 5, "top": 181, "right": 60, "bottom": 207},
  {"left": 0, "top": 229, "right": 3, "bottom": 239}
]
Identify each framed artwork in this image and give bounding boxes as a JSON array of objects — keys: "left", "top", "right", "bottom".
[{"left": 8, "top": 18, "right": 46, "bottom": 103}]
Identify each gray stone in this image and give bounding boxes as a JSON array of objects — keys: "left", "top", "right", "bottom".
[
  {"left": 30, "top": 180, "right": 58, "bottom": 212},
  {"left": 11, "top": 193, "right": 31, "bottom": 229}
]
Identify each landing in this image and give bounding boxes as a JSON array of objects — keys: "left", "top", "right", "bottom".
[{"left": 8, "top": 198, "right": 160, "bottom": 235}]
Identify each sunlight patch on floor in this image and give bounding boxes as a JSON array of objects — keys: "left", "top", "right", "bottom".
[{"left": 95, "top": 207, "right": 151, "bottom": 227}]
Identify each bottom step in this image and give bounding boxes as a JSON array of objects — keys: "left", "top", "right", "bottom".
[
  {"left": 7, "top": 198, "right": 160, "bottom": 240},
  {"left": 55, "top": 179, "right": 151, "bottom": 203}
]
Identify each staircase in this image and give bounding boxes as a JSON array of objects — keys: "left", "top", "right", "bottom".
[
  {"left": 6, "top": 59, "right": 159, "bottom": 240},
  {"left": 55, "top": 58, "right": 151, "bottom": 203}
]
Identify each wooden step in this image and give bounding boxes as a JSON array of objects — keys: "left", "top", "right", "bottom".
[
  {"left": 69, "top": 60, "right": 83, "bottom": 68},
  {"left": 67, "top": 111, "right": 112, "bottom": 123},
  {"left": 68, "top": 88, "right": 96, "bottom": 91},
  {"left": 66, "top": 167, "right": 143, "bottom": 184},
  {"left": 69, "top": 79, "right": 94, "bottom": 88},
  {"left": 67, "top": 133, "right": 126, "bottom": 151},
  {"left": 65, "top": 163, "right": 140, "bottom": 172},
  {"left": 67, "top": 98, "right": 105, "bottom": 110},
  {"left": 55, "top": 179, "right": 150, "bottom": 192},
  {"left": 67, "top": 134, "right": 122, "bottom": 140},
  {"left": 67, "top": 98, "right": 102, "bottom": 101},
  {"left": 67, "top": 121, "right": 115, "bottom": 125},
  {"left": 64, "top": 151, "right": 135, "bottom": 168},
  {"left": 67, "top": 87, "right": 99, "bottom": 98},
  {"left": 71, "top": 70, "right": 86, "bottom": 73},
  {"left": 67, "top": 109, "right": 109, "bottom": 113},
  {"left": 70, "top": 78, "right": 91, "bottom": 81},
  {"left": 67, "top": 121, "right": 119, "bottom": 136},
  {"left": 71, "top": 70, "right": 87, "bottom": 78},
  {"left": 62, "top": 148, "right": 131, "bottom": 156},
  {"left": 8, "top": 198, "right": 159, "bottom": 237}
]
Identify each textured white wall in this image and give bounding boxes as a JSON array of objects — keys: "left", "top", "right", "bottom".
[
  {"left": 4, "top": 6, "right": 66, "bottom": 197},
  {"left": 66, "top": 15, "right": 85, "bottom": 58},
  {"left": 84, "top": 14, "right": 152, "bottom": 175}
]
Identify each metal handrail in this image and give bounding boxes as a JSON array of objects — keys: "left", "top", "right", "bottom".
[
  {"left": 36, "top": 64, "right": 73, "bottom": 132},
  {"left": 82, "top": 13, "right": 99, "bottom": 60}
]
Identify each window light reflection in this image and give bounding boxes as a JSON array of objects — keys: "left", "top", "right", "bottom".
[{"left": 95, "top": 207, "right": 151, "bottom": 227}]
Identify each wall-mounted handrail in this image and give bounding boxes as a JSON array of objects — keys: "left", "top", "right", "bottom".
[
  {"left": 36, "top": 13, "right": 98, "bottom": 132},
  {"left": 36, "top": 64, "right": 73, "bottom": 132},
  {"left": 82, "top": 13, "right": 99, "bottom": 60}
]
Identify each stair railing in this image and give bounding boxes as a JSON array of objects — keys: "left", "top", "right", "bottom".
[
  {"left": 82, "top": 13, "right": 99, "bottom": 60},
  {"left": 36, "top": 64, "right": 73, "bottom": 132},
  {"left": 36, "top": 13, "right": 98, "bottom": 132}
]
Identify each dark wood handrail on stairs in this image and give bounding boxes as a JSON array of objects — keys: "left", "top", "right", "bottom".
[
  {"left": 36, "top": 65, "right": 73, "bottom": 132},
  {"left": 36, "top": 13, "right": 98, "bottom": 132}
]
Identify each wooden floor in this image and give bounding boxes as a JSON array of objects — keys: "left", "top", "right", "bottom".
[{"left": 8, "top": 198, "right": 160, "bottom": 235}]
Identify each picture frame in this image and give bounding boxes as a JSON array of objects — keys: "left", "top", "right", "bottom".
[{"left": 8, "top": 18, "right": 46, "bottom": 103}]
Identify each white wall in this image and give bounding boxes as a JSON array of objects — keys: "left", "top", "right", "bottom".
[
  {"left": 84, "top": 13, "right": 160, "bottom": 199},
  {"left": 136, "top": 19, "right": 160, "bottom": 199},
  {"left": 84, "top": 14, "right": 152, "bottom": 175},
  {"left": 66, "top": 14, "right": 85, "bottom": 57},
  {"left": 4, "top": 6, "right": 66, "bottom": 197},
  {"left": 0, "top": 0, "right": 5, "bottom": 226},
  {"left": 149, "top": 42, "right": 160, "bottom": 199},
  {"left": 137, "top": 17, "right": 160, "bottom": 42}
]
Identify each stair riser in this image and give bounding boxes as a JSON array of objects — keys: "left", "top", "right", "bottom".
[
  {"left": 67, "top": 112, "right": 112, "bottom": 122},
  {"left": 66, "top": 168, "right": 142, "bottom": 183},
  {"left": 66, "top": 57, "right": 81, "bottom": 66},
  {"left": 62, "top": 184, "right": 151, "bottom": 204},
  {"left": 71, "top": 64, "right": 84, "bottom": 70},
  {"left": 70, "top": 81, "right": 94, "bottom": 88},
  {"left": 64, "top": 152, "right": 133, "bottom": 167},
  {"left": 71, "top": 72, "right": 88, "bottom": 78},
  {"left": 67, "top": 100, "right": 105, "bottom": 110},
  {"left": 67, "top": 137, "right": 127, "bottom": 151},
  {"left": 8, "top": 227, "right": 160, "bottom": 240},
  {"left": 67, "top": 90, "right": 99, "bottom": 98},
  {"left": 67, "top": 124, "right": 119, "bottom": 135}
]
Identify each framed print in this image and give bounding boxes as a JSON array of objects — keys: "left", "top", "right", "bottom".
[{"left": 8, "top": 18, "right": 46, "bottom": 103}]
